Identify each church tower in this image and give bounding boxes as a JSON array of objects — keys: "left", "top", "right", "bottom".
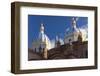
[
  {"left": 39, "top": 23, "right": 51, "bottom": 59},
  {"left": 32, "top": 22, "right": 51, "bottom": 59},
  {"left": 55, "top": 35, "right": 61, "bottom": 47},
  {"left": 43, "top": 40, "right": 48, "bottom": 59}
]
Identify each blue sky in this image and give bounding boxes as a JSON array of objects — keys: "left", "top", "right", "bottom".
[{"left": 28, "top": 15, "right": 88, "bottom": 48}]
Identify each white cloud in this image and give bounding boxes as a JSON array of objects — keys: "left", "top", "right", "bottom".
[
  {"left": 59, "top": 38, "right": 64, "bottom": 45},
  {"left": 79, "top": 24, "right": 88, "bottom": 41}
]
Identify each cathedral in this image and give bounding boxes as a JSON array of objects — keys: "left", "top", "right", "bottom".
[{"left": 31, "top": 17, "right": 88, "bottom": 59}]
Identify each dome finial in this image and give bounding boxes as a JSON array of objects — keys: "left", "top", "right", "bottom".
[
  {"left": 40, "top": 22, "right": 44, "bottom": 33},
  {"left": 72, "top": 17, "right": 76, "bottom": 27}
]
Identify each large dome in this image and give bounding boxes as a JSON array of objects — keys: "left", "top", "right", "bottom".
[
  {"left": 64, "top": 18, "right": 87, "bottom": 43},
  {"left": 38, "top": 23, "right": 51, "bottom": 50},
  {"left": 65, "top": 27, "right": 79, "bottom": 37},
  {"left": 39, "top": 32, "right": 51, "bottom": 49}
]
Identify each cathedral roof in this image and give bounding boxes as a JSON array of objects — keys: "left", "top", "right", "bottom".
[
  {"left": 39, "top": 32, "right": 50, "bottom": 43},
  {"left": 65, "top": 27, "right": 79, "bottom": 36}
]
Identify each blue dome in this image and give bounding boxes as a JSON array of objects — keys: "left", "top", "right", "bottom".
[
  {"left": 65, "top": 27, "right": 78, "bottom": 35},
  {"left": 39, "top": 32, "right": 47, "bottom": 42}
]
